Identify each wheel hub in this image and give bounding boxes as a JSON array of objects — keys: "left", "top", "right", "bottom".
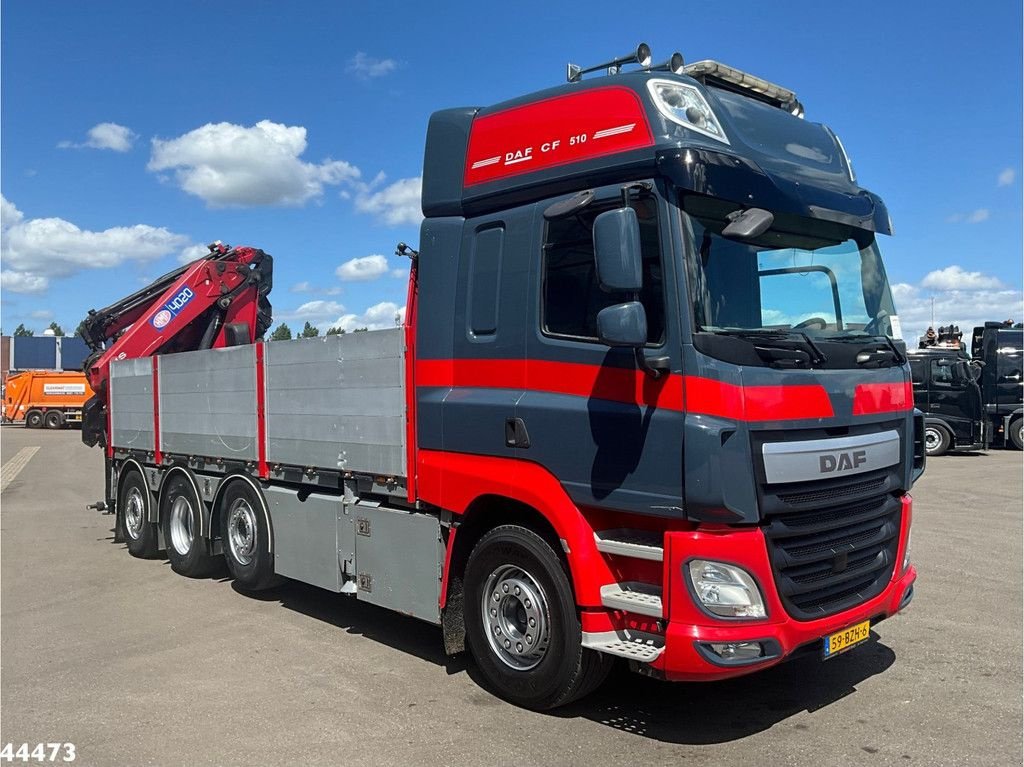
[
  {"left": 481, "top": 565, "right": 551, "bottom": 671},
  {"left": 124, "top": 487, "right": 145, "bottom": 540},
  {"left": 226, "top": 499, "right": 257, "bottom": 566},
  {"left": 169, "top": 496, "right": 195, "bottom": 556},
  {"left": 925, "top": 428, "right": 941, "bottom": 451}
]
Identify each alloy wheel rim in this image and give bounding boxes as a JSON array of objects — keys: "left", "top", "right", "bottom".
[
  {"left": 481, "top": 564, "right": 551, "bottom": 671},
  {"left": 226, "top": 498, "right": 257, "bottom": 566},
  {"left": 124, "top": 487, "right": 145, "bottom": 540},
  {"left": 169, "top": 495, "right": 194, "bottom": 555}
]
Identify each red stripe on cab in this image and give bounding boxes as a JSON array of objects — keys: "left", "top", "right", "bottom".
[{"left": 852, "top": 381, "right": 914, "bottom": 415}]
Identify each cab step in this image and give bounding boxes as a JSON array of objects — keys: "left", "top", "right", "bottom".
[
  {"left": 600, "top": 581, "right": 664, "bottom": 618},
  {"left": 582, "top": 629, "right": 665, "bottom": 663},
  {"left": 593, "top": 528, "right": 664, "bottom": 561}
]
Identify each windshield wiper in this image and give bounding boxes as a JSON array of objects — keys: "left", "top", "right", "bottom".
[
  {"left": 700, "top": 328, "right": 827, "bottom": 367},
  {"left": 828, "top": 333, "right": 906, "bottom": 365}
]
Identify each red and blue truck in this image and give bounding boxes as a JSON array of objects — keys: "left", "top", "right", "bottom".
[{"left": 82, "top": 46, "right": 922, "bottom": 709}]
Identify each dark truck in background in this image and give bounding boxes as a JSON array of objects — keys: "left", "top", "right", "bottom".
[
  {"left": 908, "top": 348, "right": 985, "bottom": 456},
  {"left": 972, "top": 322, "right": 1024, "bottom": 449}
]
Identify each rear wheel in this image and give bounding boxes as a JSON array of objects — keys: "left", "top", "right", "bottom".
[
  {"left": 924, "top": 424, "right": 951, "bottom": 456},
  {"left": 25, "top": 410, "right": 43, "bottom": 429},
  {"left": 1009, "top": 417, "right": 1023, "bottom": 450},
  {"left": 44, "top": 411, "right": 64, "bottom": 429},
  {"left": 119, "top": 469, "right": 159, "bottom": 558},
  {"left": 161, "top": 474, "right": 216, "bottom": 577},
  {"left": 464, "top": 525, "right": 611, "bottom": 710},
  {"left": 220, "top": 480, "right": 279, "bottom": 591}
]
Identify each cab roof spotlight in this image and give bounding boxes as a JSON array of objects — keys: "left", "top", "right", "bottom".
[{"left": 567, "top": 42, "right": 652, "bottom": 82}]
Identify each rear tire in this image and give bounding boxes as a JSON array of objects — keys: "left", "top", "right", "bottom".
[
  {"left": 119, "top": 469, "right": 159, "bottom": 558},
  {"left": 161, "top": 474, "right": 216, "bottom": 577},
  {"left": 44, "top": 411, "right": 64, "bottom": 429},
  {"left": 25, "top": 410, "right": 43, "bottom": 429},
  {"left": 464, "top": 525, "right": 611, "bottom": 710},
  {"left": 924, "top": 424, "right": 951, "bottom": 456},
  {"left": 219, "top": 480, "right": 280, "bottom": 591},
  {"left": 1009, "top": 417, "right": 1023, "bottom": 450}
]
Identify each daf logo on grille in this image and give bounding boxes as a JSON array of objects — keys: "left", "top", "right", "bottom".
[{"left": 819, "top": 449, "right": 867, "bottom": 473}]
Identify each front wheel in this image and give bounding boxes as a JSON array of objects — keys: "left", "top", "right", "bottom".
[
  {"left": 25, "top": 410, "right": 43, "bottom": 429},
  {"left": 1009, "top": 417, "right": 1023, "bottom": 450},
  {"left": 464, "top": 525, "right": 611, "bottom": 710},
  {"left": 924, "top": 424, "right": 951, "bottom": 456},
  {"left": 161, "top": 474, "right": 216, "bottom": 577}
]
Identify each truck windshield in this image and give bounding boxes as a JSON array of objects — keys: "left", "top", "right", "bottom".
[{"left": 681, "top": 195, "right": 897, "bottom": 339}]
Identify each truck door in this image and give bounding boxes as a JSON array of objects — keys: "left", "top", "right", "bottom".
[
  {"left": 928, "top": 357, "right": 974, "bottom": 447},
  {"left": 517, "top": 183, "right": 685, "bottom": 517}
]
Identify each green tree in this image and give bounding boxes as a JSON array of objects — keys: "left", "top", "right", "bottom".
[
  {"left": 325, "top": 326, "right": 346, "bottom": 335},
  {"left": 353, "top": 327, "right": 369, "bottom": 333},
  {"left": 300, "top": 321, "right": 320, "bottom": 338},
  {"left": 269, "top": 323, "right": 293, "bottom": 341},
  {"left": 48, "top": 321, "right": 65, "bottom": 336},
  {"left": 75, "top": 319, "right": 89, "bottom": 340},
  {"left": 13, "top": 323, "right": 33, "bottom": 337}
]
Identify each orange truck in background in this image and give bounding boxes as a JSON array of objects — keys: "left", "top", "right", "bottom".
[{"left": 2, "top": 370, "right": 94, "bottom": 429}]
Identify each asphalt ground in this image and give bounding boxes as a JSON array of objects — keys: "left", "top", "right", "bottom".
[{"left": 1, "top": 426, "right": 1021, "bottom": 767}]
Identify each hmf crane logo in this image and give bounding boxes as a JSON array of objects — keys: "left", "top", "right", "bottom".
[{"left": 151, "top": 287, "right": 195, "bottom": 331}]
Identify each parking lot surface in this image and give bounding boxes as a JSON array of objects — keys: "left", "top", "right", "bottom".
[{"left": 1, "top": 426, "right": 1021, "bottom": 766}]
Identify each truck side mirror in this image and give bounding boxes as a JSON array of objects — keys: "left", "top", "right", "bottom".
[
  {"left": 593, "top": 208, "right": 642, "bottom": 292},
  {"left": 597, "top": 301, "right": 648, "bottom": 348}
]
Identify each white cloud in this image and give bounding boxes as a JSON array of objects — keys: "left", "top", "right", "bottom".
[
  {"left": 279, "top": 300, "right": 347, "bottom": 321},
  {"left": 30, "top": 309, "right": 54, "bottom": 320},
  {"left": 354, "top": 176, "right": 423, "bottom": 226},
  {"left": 998, "top": 168, "right": 1016, "bottom": 187},
  {"left": 0, "top": 195, "right": 192, "bottom": 295},
  {"left": 946, "top": 208, "right": 991, "bottom": 224},
  {"left": 178, "top": 243, "right": 210, "bottom": 264},
  {"left": 336, "top": 254, "right": 390, "bottom": 281},
  {"left": 148, "top": 120, "right": 360, "bottom": 207},
  {"left": 893, "top": 266, "right": 1023, "bottom": 345},
  {"left": 326, "top": 301, "right": 405, "bottom": 332},
  {"left": 1, "top": 271, "right": 49, "bottom": 294},
  {"left": 921, "top": 265, "right": 1004, "bottom": 291},
  {"left": 346, "top": 52, "right": 399, "bottom": 79},
  {"left": 58, "top": 122, "right": 136, "bottom": 152},
  {"left": 290, "top": 281, "right": 341, "bottom": 295}
]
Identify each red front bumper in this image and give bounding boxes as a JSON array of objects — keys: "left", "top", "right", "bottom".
[{"left": 650, "top": 494, "right": 915, "bottom": 682}]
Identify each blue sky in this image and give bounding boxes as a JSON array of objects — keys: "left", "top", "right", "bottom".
[{"left": 2, "top": 0, "right": 1021, "bottom": 342}]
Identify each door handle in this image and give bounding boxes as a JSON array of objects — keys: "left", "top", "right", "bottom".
[{"left": 505, "top": 417, "right": 530, "bottom": 448}]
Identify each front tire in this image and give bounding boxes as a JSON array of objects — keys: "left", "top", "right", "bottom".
[
  {"left": 464, "top": 525, "right": 611, "bottom": 710},
  {"left": 1009, "top": 417, "right": 1023, "bottom": 450},
  {"left": 924, "top": 424, "right": 951, "bottom": 456},
  {"left": 25, "top": 410, "right": 43, "bottom": 429},
  {"left": 119, "top": 469, "right": 159, "bottom": 558},
  {"left": 219, "top": 480, "right": 280, "bottom": 591},
  {"left": 161, "top": 474, "right": 216, "bottom": 577}
]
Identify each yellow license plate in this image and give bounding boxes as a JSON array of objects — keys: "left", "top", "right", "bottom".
[{"left": 823, "top": 619, "right": 871, "bottom": 658}]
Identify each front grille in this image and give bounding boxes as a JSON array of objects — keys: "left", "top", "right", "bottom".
[
  {"left": 764, "top": 494, "right": 901, "bottom": 620},
  {"left": 777, "top": 475, "right": 887, "bottom": 507}
]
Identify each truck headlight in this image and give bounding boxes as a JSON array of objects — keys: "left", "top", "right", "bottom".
[
  {"left": 647, "top": 79, "right": 730, "bottom": 145},
  {"left": 687, "top": 560, "right": 766, "bottom": 619},
  {"left": 902, "top": 528, "right": 912, "bottom": 572}
]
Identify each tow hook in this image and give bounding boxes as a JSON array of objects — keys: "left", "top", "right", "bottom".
[{"left": 87, "top": 501, "right": 111, "bottom": 514}]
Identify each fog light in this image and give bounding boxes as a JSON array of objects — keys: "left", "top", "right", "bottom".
[
  {"left": 687, "top": 560, "right": 767, "bottom": 619},
  {"left": 709, "top": 641, "right": 764, "bottom": 661}
]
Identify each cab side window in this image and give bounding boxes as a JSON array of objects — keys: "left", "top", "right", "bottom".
[
  {"left": 910, "top": 360, "right": 927, "bottom": 385},
  {"left": 542, "top": 196, "right": 665, "bottom": 344},
  {"left": 930, "top": 360, "right": 954, "bottom": 386}
]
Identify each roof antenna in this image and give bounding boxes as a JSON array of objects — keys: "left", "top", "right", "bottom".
[{"left": 567, "top": 43, "right": 652, "bottom": 83}]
